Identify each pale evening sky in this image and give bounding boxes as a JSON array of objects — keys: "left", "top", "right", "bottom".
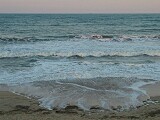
[{"left": 0, "top": 0, "right": 160, "bottom": 13}]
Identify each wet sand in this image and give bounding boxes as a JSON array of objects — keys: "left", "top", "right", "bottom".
[{"left": 0, "top": 82, "right": 160, "bottom": 120}]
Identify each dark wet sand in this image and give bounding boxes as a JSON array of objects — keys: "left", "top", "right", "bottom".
[{"left": 0, "top": 90, "right": 160, "bottom": 120}]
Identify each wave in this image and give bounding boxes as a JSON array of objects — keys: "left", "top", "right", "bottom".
[
  {"left": 0, "top": 51, "right": 160, "bottom": 59},
  {"left": 75, "top": 34, "right": 114, "bottom": 39},
  {"left": 76, "top": 34, "right": 160, "bottom": 40},
  {"left": 1, "top": 34, "right": 160, "bottom": 43},
  {"left": 0, "top": 37, "right": 62, "bottom": 43},
  {"left": 68, "top": 54, "right": 160, "bottom": 59},
  {"left": 0, "top": 35, "right": 112, "bottom": 42},
  {"left": 68, "top": 34, "right": 160, "bottom": 42},
  {"left": 0, "top": 37, "right": 38, "bottom": 42}
]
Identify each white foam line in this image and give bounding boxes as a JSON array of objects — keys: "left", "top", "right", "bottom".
[
  {"left": 77, "top": 97, "right": 90, "bottom": 111},
  {"left": 55, "top": 81, "right": 118, "bottom": 93},
  {"left": 10, "top": 90, "right": 35, "bottom": 102},
  {"left": 39, "top": 98, "right": 56, "bottom": 110},
  {"left": 129, "top": 81, "right": 156, "bottom": 95},
  {"left": 126, "top": 81, "right": 157, "bottom": 106},
  {"left": 100, "top": 99, "right": 109, "bottom": 110}
]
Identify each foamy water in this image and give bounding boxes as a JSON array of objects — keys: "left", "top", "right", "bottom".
[
  {"left": 0, "top": 14, "right": 160, "bottom": 111},
  {"left": 9, "top": 77, "right": 156, "bottom": 110}
]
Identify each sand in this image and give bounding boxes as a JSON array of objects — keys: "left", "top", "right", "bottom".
[{"left": 0, "top": 82, "right": 160, "bottom": 120}]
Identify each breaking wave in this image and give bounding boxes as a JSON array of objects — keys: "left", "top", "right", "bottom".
[{"left": 1, "top": 34, "right": 160, "bottom": 43}]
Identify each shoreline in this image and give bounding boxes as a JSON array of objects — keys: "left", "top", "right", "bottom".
[{"left": 0, "top": 82, "right": 160, "bottom": 120}]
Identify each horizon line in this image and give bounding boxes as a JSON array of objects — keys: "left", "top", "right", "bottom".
[{"left": 0, "top": 12, "right": 160, "bottom": 14}]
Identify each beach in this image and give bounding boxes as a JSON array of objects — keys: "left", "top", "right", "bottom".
[{"left": 0, "top": 82, "right": 160, "bottom": 120}]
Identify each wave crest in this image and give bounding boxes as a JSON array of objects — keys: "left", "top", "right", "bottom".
[
  {"left": 1, "top": 34, "right": 160, "bottom": 43},
  {"left": 0, "top": 51, "right": 160, "bottom": 59},
  {"left": 0, "top": 37, "right": 38, "bottom": 42}
]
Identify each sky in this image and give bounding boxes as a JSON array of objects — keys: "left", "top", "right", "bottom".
[{"left": 0, "top": 0, "right": 160, "bottom": 13}]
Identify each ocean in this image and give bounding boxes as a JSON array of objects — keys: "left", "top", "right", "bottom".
[{"left": 0, "top": 14, "right": 160, "bottom": 110}]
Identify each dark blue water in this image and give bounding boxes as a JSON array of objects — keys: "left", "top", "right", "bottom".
[{"left": 0, "top": 14, "right": 160, "bottom": 110}]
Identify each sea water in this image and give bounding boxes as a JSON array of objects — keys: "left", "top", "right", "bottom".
[{"left": 0, "top": 14, "right": 160, "bottom": 110}]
